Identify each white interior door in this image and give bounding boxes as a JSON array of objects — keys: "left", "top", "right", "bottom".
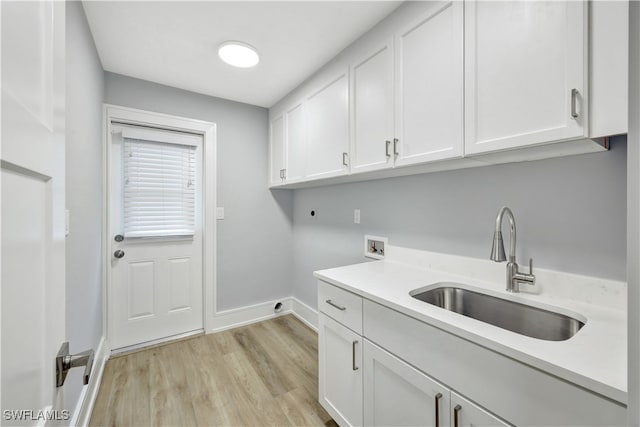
[
  {"left": 1, "top": 0, "right": 68, "bottom": 423},
  {"left": 108, "top": 124, "right": 204, "bottom": 350}
]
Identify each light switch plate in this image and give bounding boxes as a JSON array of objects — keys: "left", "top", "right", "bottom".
[
  {"left": 354, "top": 209, "right": 361, "bottom": 224},
  {"left": 216, "top": 207, "right": 225, "bottom": 220}
]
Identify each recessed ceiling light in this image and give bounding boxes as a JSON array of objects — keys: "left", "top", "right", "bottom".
[{"left": 218, "top": 41, "right": 259, "bottom": 68}]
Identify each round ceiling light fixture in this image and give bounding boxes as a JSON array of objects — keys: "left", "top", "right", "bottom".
[{"left": 218, "top": 41, "right": 260, "bottom": 68}]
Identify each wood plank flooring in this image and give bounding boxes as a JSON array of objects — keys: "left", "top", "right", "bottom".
[{"left": 90, "top": 315, "right": 337, "bottom": 427}]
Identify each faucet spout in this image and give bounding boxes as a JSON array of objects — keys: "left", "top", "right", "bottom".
[{"left": 493, "top": 207, "right": 516, "bottom": 263}]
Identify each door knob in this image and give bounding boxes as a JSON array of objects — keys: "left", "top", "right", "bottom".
[
  {"left": 114, "top": 249, "right": 125, "bottom": 259},
  {"left": 114, "top": 234, "right": 124, "bottom": 242}
]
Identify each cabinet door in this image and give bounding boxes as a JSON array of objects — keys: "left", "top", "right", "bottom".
[
  {"left": 395, "top": 1, "right": 463, "bottom": 166},
  {"left": 269, "top": 114, "right": 285, "bottom": 186},
  {"left": 319, "top": 314, "right": 363, "bottom": 427},
  {"left": 364, "top": 340, "right": 450, "bottom": 427},
  {"left": 465, "top": 1, "right": 586, "bottom": 155},
  {"left": 305, "top": 70, "right": 349, "bottom": 179},
  {"left": 351, "top": 38, "right": 394, "bottom": 174},
  {"left": 285, "top": 101, "right": 306, "bottom": 182},
  {"left": 451, "top": 391, "right": 510, "bottom": 427}
]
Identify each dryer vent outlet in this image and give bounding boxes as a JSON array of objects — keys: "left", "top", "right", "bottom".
[{"left": 274, "top": 302, "right": 283, "bottom": 313}]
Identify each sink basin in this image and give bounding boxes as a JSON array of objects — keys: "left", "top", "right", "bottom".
[{"left": 410, "top": 284, "right": 585, "bottom": 341}]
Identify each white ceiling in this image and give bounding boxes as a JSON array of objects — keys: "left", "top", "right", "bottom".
[{"left": 83, "top": 1, "right": 401, "bottom": 108}]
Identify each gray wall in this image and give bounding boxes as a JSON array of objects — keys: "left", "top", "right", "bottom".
[
  {"left": 65, "top": 0, "right": 104, "bottom": 413},
  {"left": 292, "top": 137, "right": 628, "bottom": 308},
  {"left": 104, "top": 72, "right": 293, "bottom": 311}
]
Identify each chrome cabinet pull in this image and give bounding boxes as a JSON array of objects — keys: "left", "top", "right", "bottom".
[
  {"left": 342, "top": 152, "right": 348, "bottom": 166},
  {"left": 571, "top": 88, "right": 579, "bottom": 119},
  {"left": 393, "top": 138, "right": 399, "bottom": 156},
  {"left": 325, "top": 299, "right": 346, "bottom": 311},
  {"left": 454, "top": 404, "right": 462, "bottom": 427},
  {"left": 385, "top": 140, "right": 391, "bottom": 158},
  {"left": 352, "top": 340, "right": 359, "bottom": 371},
  {"left": 435, "top": 393, "right": 443, "bottom": 427}
]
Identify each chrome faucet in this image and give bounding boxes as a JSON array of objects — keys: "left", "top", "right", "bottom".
[{"left": 490, "top": 207, "right": 535, "bottom": 292}]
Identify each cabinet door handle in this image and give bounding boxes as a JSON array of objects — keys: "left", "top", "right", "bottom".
[
  {"left": 352, "top": 340, "right": 359, "bottom": 371},
  {"left": 342, "top": 152, "right": 348, "bottom": 166},
  {"left": 325, "top": 299, "right": 346, "bottom": 311},
  {"left": 453, "top": 404, "right": 462, "bottom": 427},
  {"left": 434, "top": 393, "right": 443, "bottom": 427},
  {"left": 385, "top": 140, "right": 391, "bottom": 158},
  {"left": 282, "top": 169, "right": 286, "bottom": 180},
  {"left": 571, "top": 88, "right": 579, "bottom": 119},
  {"left": 393, "top": 138, "right": 399, "bottom": 156}
]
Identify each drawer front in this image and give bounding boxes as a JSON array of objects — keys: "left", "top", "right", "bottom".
[
  {"left": 363, "top": 300, "right": 626, "bottom": 427},
  {"left": 318, "top": 281, "right": 363, "bottom": 334}
]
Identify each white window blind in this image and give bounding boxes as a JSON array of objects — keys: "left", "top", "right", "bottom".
[{"left": 123, "top": 137, "right": 196, "bottom": 238}]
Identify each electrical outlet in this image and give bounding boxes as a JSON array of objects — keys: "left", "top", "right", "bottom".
[{"left": 354, "top": 209, "right": 361, "bottom": 224}]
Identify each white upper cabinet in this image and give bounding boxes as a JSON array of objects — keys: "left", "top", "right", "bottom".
[
  {"left": 305, "top": 70, "right": 350, "bottom": 179},
  {"left": 465, "top": 1, "right": 587, "bottom": 155},
  {"left": 269, "top": 114, "right": 285, "bottom": 186},
  {"left": 395, "top": 1, "right": 464, "bottom": 166},
  {"left": 350, "top": 38, "right": 395, "bottom": 174},
  {"left": 284, "top": 101, "right": 306, "bottom": 182},
  {"left": 268, "top": 1, "right": 627, "bottom": 188}
]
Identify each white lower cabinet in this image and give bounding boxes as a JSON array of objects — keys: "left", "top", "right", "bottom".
[
  {"left": 318, "top": 313, "right": 363, "bottom": 427},
  {"left": 363, "top": 339, "right": 450, "bottom": 427},
  {"left": 318, "top": 280, "right": 626, "bottom": 426},
  {"left": 450, "top": 391, "right": 509, "bottom": 427}
]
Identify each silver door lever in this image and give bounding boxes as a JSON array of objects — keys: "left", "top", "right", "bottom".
[{"left": 56, "top": 342, "right": 94, "bottom": 387}]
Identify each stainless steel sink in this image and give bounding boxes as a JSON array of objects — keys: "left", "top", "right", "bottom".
[{"left": 410, "top": 284, "right": 585, "bottom": 341}]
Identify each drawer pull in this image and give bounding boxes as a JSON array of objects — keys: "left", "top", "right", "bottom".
[
  {"left": 325, "top": 299, "right": 346, "bottom": 311},
  {"left": 435, "top": 393, "right": 442, "bottom": 427},
  {"left": 385, "top": 140, "right": 391, "bottom": 158},
  {"left": 352, "top": 340, "right": 359, "bottom": 371},
  {"left": 454, "top": 404, "right": 462, "bottom": 427}
]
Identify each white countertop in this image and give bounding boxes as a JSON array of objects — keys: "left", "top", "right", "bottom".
[{"left": 313, "top": 245, "right": 627, "bottom": 405}]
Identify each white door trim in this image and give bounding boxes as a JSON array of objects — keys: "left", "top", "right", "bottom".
[{"left": 102, "top": 104, "right": 217, "bottom": 345}]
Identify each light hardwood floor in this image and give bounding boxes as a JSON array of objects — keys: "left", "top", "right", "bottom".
[{"left": 90, "top": 315, "right": 337, "bottom": 427}]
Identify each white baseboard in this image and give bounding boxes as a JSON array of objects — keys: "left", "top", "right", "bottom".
[
  {"left": 208, "top": 298, "right": 293, "bottom": 333},
  {"left": 206, "top": 297, "right": 319, "bottom": 334},
  {"left": 73, "top": 336, "right": 110, "bottom": 427},
  {"left": 290, "top": 297, "right": 318, "bottom": 332}
]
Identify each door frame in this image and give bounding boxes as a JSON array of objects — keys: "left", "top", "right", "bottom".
[{"left": 102, "top": 105, "right": 217, "bottom": 350}]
